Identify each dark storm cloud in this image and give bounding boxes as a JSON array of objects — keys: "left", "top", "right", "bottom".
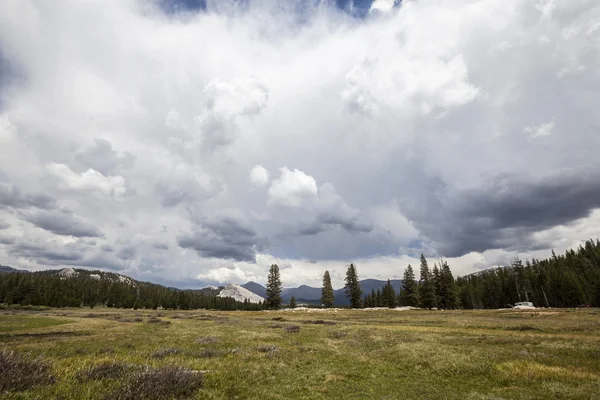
[
  {"left": 0, "top": 235, "right": 15, "bottom": 245},
  {"left": 8, "top": 241, "right": 85, "bottom": 263},
  {"left": 408, "top": 172, "right": 600, "bottom": 257},
  {"left": 74, "top": 138, "right": 136, "bottom": 176},
  {"left": 117, "top": 246, "right": 137, "bottom": 260},
  {"left": 294, "top": 214, "right": 373, "bottom": 236},
  {"left": 177, "top": 215, "right": 267, "bottom": 262},
  {"left": 155, "top": 176, "right": 222, "bottom": 208},
  {"left": 100, "top": 244, "right": 115, "bottom": 252},
  {"left": 0, "top": 184, "right": 57, "bottom": 210},
  {"left": 24, "top": 209, "right": 104, "bottom": 238}
]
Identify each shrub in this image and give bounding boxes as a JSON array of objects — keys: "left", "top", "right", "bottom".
[
  {"left": 507, "top": 325, "right": 542, "bottom": 331},
  {"left": 197, "top": 349, "right": 219, "bottom": 358},
  {"left": 0, "top": 350, "right": 55, "bottom": 392},
  {"left": 152, "top": 348, "right": 183, "bottom": 358},
  {"left": 329, "top": 331, "right": 348, "bottom": 339},
  {"left": 196, "top": 336, "right": 218, "bottom": 344},
  {"left": 302, "top": 319, "right": 336, "bottom": 325},
  {"left": 147, "top": 317, "right": 171, "bottom": 326},
  {"left": 76, "top": 363, "right": 132, "bottom": 382},
  {"left": 97, "top": 347, "right": 115, "bottom": 354},
  {"left": 107, "top": 366, "right": 203, "bottom": 400},
  {"left": 284, "top": 325, "right": 301, "bottom": 333},
  {"left": 257, "top": 345, "right": 279, "bottom": 353}
]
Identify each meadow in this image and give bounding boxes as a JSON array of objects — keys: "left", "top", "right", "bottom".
[{"left": 1, "top": 307, "right": 599, "bottom": 399}]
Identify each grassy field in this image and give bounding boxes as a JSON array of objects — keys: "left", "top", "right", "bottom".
[{"left": 1, "top": 307, "right": 599, "bottom": 399}]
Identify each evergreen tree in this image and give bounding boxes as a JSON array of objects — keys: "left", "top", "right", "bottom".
[
  {"left": 289, "top": 296, "right": 297, "bottom": 308},
  {"left": 383, "top": 279, "right": 396, "bottom": 308},
  {"left": 401, "top": 265, "right": 419, "bottom": 307},
  {"left": 439, "top": 262, "right": 458, "bottom": 309},
  {"left": 432, "top": 263, "right": 442, "bottom": 306},
  {"left": 266, "top": 264, "right": 282, "bottom": 309},
  {"left": 321, "top": 270, "right": 335, "bottom": 308},
  {"left": 376, "top": 289, "right": 383, "bottom": 307},
  {"left": 344, "top": 263, "right": 363, "bottom": 308},
  {"left": 418, "top": 254, "right": 436, "bottom": 309}
]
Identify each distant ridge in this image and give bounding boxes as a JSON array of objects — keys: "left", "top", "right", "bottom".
[
  {"left": 242, "top": 279, "right": 403, "bottom": 305},
  {"left": 0, "top": 265, "right": 28, "bottom": 274}
]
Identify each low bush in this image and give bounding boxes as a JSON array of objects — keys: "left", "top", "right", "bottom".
[
  {"left": 284, "top": 325, "right": 301, "bottom": 333},
  {"left": 196, "top": 336, "right": 218, "bottom": 344},
  {"left": 152, "top": 347, "right": 183, "bottom": 358},
  {"left": 0, "top": 350, "right": 55, "bottom": 392},
  {"left": 76, "top": 362, "right": 132, "bottom": 382},
  {"left": 257, "top": 345, "right": 279, "bottom": 353},
  {"left": 107, "top": 366, "right": 204, "bottom": 400}
]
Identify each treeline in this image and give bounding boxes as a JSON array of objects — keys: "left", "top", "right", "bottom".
[
  {"left": 336, "top": 255, "right": 459, "bottom": 309},
  {"left": 0, "top": 270, "right": 264, "bottom": 311},
  {"left": 456, "top": 239, "right": 600, "bottom": 308}
]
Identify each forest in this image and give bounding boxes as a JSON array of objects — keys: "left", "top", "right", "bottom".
[{"left": 0, "top": 239, "right": 599, "bottom": 309}]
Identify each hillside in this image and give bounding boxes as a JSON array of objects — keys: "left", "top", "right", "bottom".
[
  {"left": 0, "top": 265, "right": 28, "bottom": 274},
  {"left": 0, "top": 267, "right": 260, "bottom": 310}
]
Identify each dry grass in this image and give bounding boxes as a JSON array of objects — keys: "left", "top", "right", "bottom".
[{"left": 0, "top": 307, "right": 599, "bottom": 399}]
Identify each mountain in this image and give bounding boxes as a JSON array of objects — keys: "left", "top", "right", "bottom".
[
  {"left": 0, "top": 265, "right": 28, "bottom": 274},
  {"left": 241, "top": 279, "right": 403, "bottom": 306},
  {"left": 217, "top": 284, "right": 265, "bottom": 304},
  {"left": 241, "top": 281, "right": 267, "bottom": 298},
  {"left": 282, "top": 285, "right": 322, "bottom": 302}
]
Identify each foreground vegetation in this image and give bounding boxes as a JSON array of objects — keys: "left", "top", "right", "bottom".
[{"left": 1, "top": 307, "right": 599, "bottom": 399}]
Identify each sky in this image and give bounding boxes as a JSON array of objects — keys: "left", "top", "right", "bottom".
[{"left": 1, "top": 0, "right": 600, "bottom": 289}]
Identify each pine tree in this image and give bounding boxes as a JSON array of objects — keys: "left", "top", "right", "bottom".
[
  {"left": 321, "top": 270, "right": 335, "bottom": 308},
  {"left": 401, "top": 264, "right": 419, "bottom": 307},
  {"left": 344, "top": 263, "right": 363, "bottom": 308},
  {"left": 418, "top": 254, "right": 436, "bottom": 309},
  {"left": 439, "top": 262, "right": 458, "bottom": 309},
  {"left": 376, "top": 289, "right": 382, "bottom": 307},
  {"left": 289, "top": 296, "right": 297, "bottom": 308},
  {"left": 432, "top": 263, "right": 442, "bottom": 306},
  {"left": 266, "top": 264, "right": 282, "bottom": 309},
  {"left": 383, "top": 279, "right": 396, "bottom": 308}
]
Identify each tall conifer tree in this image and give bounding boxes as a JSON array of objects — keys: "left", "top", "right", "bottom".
[
  {"left": 266, "top": 264, "right": 282, "bottom": 309},
  {"left": 321, "top": 270, "right": 335, "bottom": 308},
  {"left": 344, "top": 263, "right": 363, "bottom": 308},
  {"left": 401, "top": 264, "right": 419, "bottom": 306},
  {"left": 418, "top": 254, "right": 436, "bottom": 309}
]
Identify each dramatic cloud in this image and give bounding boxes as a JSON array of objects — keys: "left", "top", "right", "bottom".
[
  {"left": 23, "top": 210, "right": 104, "bottom": 238},
  {"left": 0, "top": 184, "right": 56, "bottom": 210},
  {"left": 1, "top": 0, "right": 599, "bottom": 287},
  {"left": 178, "top": 213, "right": 267, "bottom": 262}
]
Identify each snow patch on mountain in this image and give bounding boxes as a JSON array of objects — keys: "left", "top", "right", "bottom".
[
  {"left": 218, "top": 284, "right": 265, "bottom": 303},
  {"left": 203, "top": 285, "right": 219, "bottom": 290}
]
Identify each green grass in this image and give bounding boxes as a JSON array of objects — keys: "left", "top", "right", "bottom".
[{"left": 1, "top": 308, "right": 599, "bottom": 399}]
